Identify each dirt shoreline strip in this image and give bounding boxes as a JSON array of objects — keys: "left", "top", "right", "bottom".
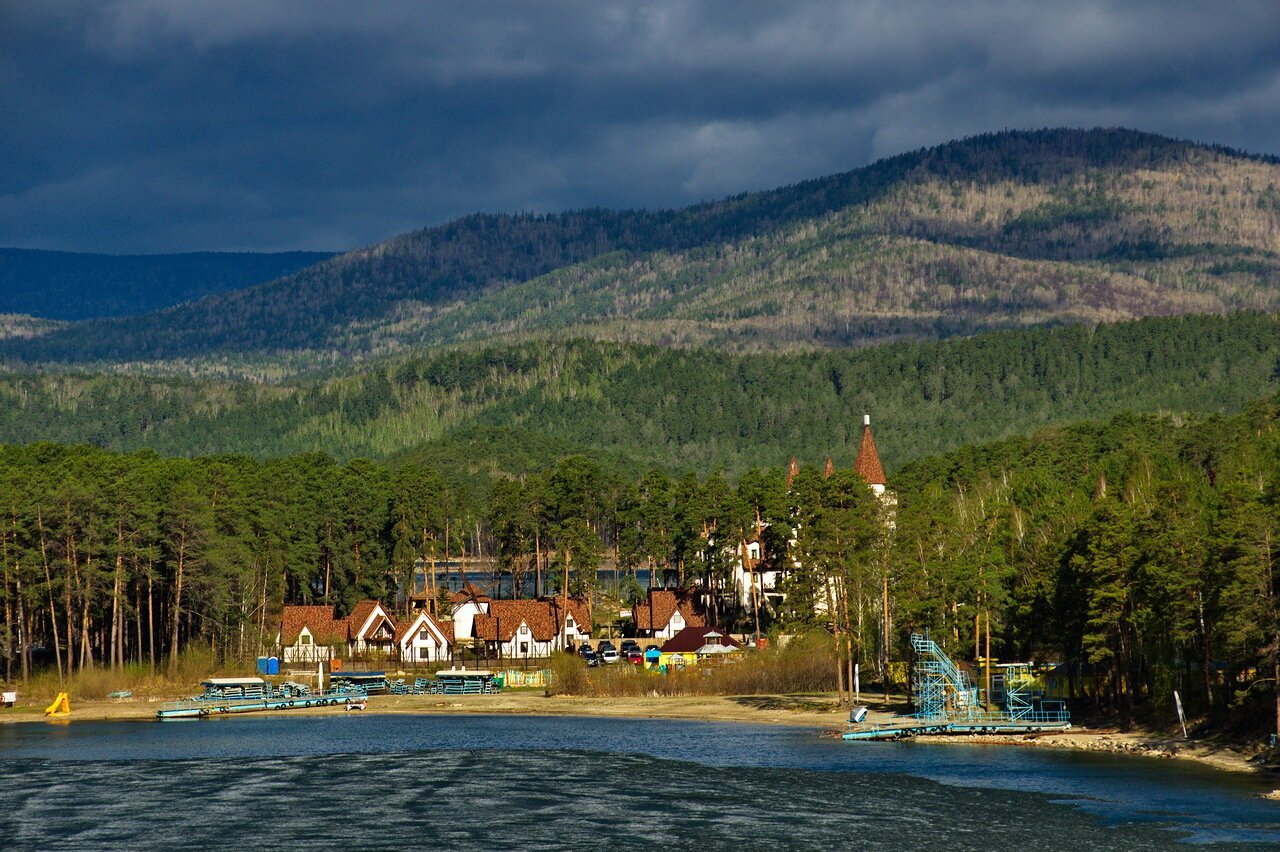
[{"left": 2, "top": 690, "right": 1267, "bottom": 779}]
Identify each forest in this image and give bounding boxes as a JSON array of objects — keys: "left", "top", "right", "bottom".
[
  {"left": 4, "top": 392, "right": 1280, "bottom": 735},
  {"left": 0, "top": 312, "right": 1275, "bottom": 480}
]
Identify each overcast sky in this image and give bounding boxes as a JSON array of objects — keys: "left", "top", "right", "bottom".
[{"left": 3, "top": 1, "right": 1279, "bottom": 254}]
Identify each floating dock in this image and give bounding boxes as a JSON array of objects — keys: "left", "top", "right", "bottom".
[{"left": 157, "top": 693, "right": 353, "bottom": 720}]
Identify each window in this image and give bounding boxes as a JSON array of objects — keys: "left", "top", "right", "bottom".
[
  {"left": 418, "top": 647, "right": 430, "bottom": 660},
  {"left": 419, "top": 629, "right": 430, "bottom": 640},
  {"left": 519, "top": 642, "right": 529, "bottom": 655},
  {"left": 520, "top": 624, "right": 530, "bottom": 635},
  {"left": 299, "top": 633, "right": 312, "bottom": 645}
]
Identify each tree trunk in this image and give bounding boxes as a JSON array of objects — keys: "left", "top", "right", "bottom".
[
  {"left": 825, "top": 577, "right": 845, "bottom": 705},
  {"left": 111, "top": 524, "right": 124, "bottom": 671},
  {"left": 147, "top": 570, "right": 156, "bottom": 674},
  {"left": 2, "top": 529, "right": 12, "bottom": 685},
  {"left": 169, "top": 538, "right": 186, "bottom": 676},
  {"left": 37, "top": 513, "right": 62, "bottom": 680}
]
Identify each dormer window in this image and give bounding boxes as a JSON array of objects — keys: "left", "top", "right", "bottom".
[
  {"left": 299, "top": 631, "right": 312, "bottom": 646},
  {"left": 520, "top": 624, "right": 530, "bottom": 635}
]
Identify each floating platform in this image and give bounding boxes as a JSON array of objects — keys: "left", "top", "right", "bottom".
[
  {"left": 843, "top": 717, "right": 1071, "bottom": 741},
  {"left": 156, "top": 693, "right": 356, "bottom": 720}
]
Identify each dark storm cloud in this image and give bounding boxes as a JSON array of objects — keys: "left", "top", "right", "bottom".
[{"left": 2, "top": 1, "right": 1279, "bottom": 252}]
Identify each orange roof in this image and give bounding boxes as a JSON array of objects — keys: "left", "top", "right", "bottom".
[
  {"left": 474, "top": 597, "right": 591, "bottom": 642},
  {"left": 394, "top": 610, "right": 453, "bottom": 646},
  {"left": 347, "top": 600, "right": 383, "bottom": 637},
  {"left": 280, "top": 605, "right": 347, "bottom": 645},
  {"left": 632, "top": 589, "right": 706, "bottom": 633},
  {"left": 853, "top": 418, "right": 886, "bottom": 486}
]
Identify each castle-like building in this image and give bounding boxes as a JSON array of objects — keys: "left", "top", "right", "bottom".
[{"left": 732, "top": 414, "right": 891, "bottom": 611}]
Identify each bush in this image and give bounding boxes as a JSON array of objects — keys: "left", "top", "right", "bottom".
[{"left": 547, "top": 631, "right": 839, "bottom": 697}]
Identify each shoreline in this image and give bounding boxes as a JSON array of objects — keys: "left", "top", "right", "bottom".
[{"left": 2, "top": 690, "right": 1270, "bottom": 779}]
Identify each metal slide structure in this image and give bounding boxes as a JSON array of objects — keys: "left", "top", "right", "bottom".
[
  {"left": 909, "top": 633, "right": 980, "bottom": 721},
  {"left": 843, "top": 633, "right": 1070, "bottom": 741}
]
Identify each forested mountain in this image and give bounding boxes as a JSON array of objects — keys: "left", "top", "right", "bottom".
[
  {"left": 0, "top": 313, "right": 1274, "bottom": 480},
  {"left": 5, "top": 128, "right": 1278, "bottom": 369},
  {"left": 0, "top": 248, "right": 333, "bottom": 320}
]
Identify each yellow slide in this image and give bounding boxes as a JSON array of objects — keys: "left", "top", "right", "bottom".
[{"left": 44, "top": 692, "right": 71, "bottom": 717}]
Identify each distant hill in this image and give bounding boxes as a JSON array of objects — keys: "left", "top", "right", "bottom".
[
  {"left": 5, "top": 128, "right": 1279, "bottom": 369},
  {"left": 0, "top": 312, "right": 1274, "bottom": 474},
  {"left": 0, "top": 248, "right": 334, "bottom": 320}
]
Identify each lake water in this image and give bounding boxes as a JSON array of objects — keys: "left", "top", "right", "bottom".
[{"left": 2, "top": 714, "right": 1278, "bottom": 849}]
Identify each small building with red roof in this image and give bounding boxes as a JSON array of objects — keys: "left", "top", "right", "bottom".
[
  {"left": 347, "top": 599, "right": 397, "bottom": 657},
  {"left": 632, "top": 588, "right": 708, "bottom": 640},
  {"left": 278, "top": 605, "right": 349, "bottom": 663},
  {"left": 394, "top": 609, "right": 453, "bottom": 664}
]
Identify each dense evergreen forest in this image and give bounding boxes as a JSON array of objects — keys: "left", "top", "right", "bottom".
[
  {"left": 0, "top": 248, "right": 333, "bottom": 320},
  {"left": 0, "top": 313, "right": 1274, "bottom": 480},
  {"left": 5, "top": 393, "right": 1280, "bottom": 735},
  {"left": 4, "top": 128, "right": 1278, "bottom": 368}
]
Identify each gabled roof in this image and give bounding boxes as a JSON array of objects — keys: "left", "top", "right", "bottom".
[
  {"left": 474, "top": 597, "right": 592, "bottom": 642},
  {"left": 394, "top": 610, "right": 453, "bottom": 647},
  {"left": 660, "top": 625, "right": 743, "bottom": 653},
  {"left": 348, "top": 600, "right": 396, "bottom": 640},
  {"left": 280, "top": 605, "right": 347, "bottom": 645},
  {"left": 853, "top": 416, "right": 886, "bottom": 486},
  {"left": 632, "top": 589, "right": 706, "bottom": 633}
]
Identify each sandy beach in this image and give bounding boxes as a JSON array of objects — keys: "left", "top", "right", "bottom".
[{"left": 2, "top": 688, "right": 1268, "bottom": 778}]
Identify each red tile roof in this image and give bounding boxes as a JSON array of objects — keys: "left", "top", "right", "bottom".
[
  {"left": 659, "top": 625, "right": 743, "bottom": 653},
  {"left": 280, "top": 605, "right": 347, "bottom": 645},
  {"left": 474, "top": 597, "right": 591, "bottom": 642},
  {"left": 394, "top": 610, "right": 452, "bottom": 646},
  {"left": 632, "top": 589, "right": 706, "bottom": 633},
  {"left": 347, "top": 600, "right": 383, "bottom": 637},
  {"left": 853, "top": 420, "right": 886, "bottom": 486}
]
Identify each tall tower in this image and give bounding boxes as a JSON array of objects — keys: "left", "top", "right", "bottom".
[{"left": 853, "top": 413, "right": 887, "bottom": 496}]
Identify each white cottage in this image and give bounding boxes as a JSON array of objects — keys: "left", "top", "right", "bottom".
[{"left": 394, "top": 610, "right": 453, "bottom": 664}]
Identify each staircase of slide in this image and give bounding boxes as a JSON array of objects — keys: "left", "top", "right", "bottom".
[{"left": 909, "top": 633, "right": 979, "bottom": 721}]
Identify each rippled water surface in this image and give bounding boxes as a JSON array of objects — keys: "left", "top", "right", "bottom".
[{"left": 2, "top": 714, "right": 1278, "bottom": 849}]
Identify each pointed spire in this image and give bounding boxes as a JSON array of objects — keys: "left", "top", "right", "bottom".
[
  {"left": 853, "top": 414, "right": 886, "bottom": 486},
  {"left": 786, "top": 456, "right": 799, "bottom": 488},
  {"left": 823, "top": 457, "right": 834, "bottom": 478}
]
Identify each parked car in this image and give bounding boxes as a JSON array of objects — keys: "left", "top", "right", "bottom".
[
  {"left": 644, "top": 644, "right": 659, "bottom": 653},
  {"left": 576, "top": 642, "right": 594, "bottom": 657},
  {"left": 600, "top": 647, "right": 621, "bottom": 664},
  {"left": 597, "top": 640, "right": 616, "bottom": 653},
  {"left": 626, "top": 649, "right": 644, "bottom": 665},
  {"left": 620, "top": 639, "right": 640, "bottom": 654}
]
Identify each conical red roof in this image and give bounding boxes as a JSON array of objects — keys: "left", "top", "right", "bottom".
[{"left": 853, "top": 417, "right": 886, "bottom": 486}]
